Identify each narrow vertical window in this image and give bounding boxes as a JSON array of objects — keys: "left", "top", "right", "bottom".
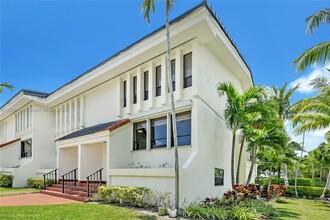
[
  {"left": 184, "top": 52, "right": 192, "bottom": 88},
  {"left": 144, "top": 71, "right": 149, "bottom": 100},
  {"left": 156, "top": 65, "right": 161, "bottom": 97},
  {"left": 171, "top": 111, "right": 191, "bottom": 146},
  {"left": 215, "top": 168, "right": 224, "bottom": 186},
  {"left": 133, "top": 76, "right": 137, "bottom": 104},
  {"left": 133, "top": 121, "right": 147, "bottom": 150},
  {"left": 170, "top": 60, "right": 176, "bottom": 92},
  {"left": 123, "top": 80, "right": 127, "bottom": 107},
  {"left": 151, "top": 117, "right": 167, "bottom": 148}
]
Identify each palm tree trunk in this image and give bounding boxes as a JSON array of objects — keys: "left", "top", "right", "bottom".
[
  {"left": 277, "top": 167, "right": 281, "bottom": 182},
  {"left": 283, "top": 163, "right": 289, "bottom": 186},
  {"left": 165, "top": 1, "right": 179, "bottom": 210},
  {"left": 295, "top": 132, "right": 305, "bottom": 199},
  {"left": 231, "top": 131, "right": 236, "bottom": 187},
  {"left": 320, "top": 165, "right": 323, "bottom": 184},
  {"left": 235, "top": 139, "right": 245, "bottom": 184},
  {"left": 320, "top": 171, "right": 330, "bottom": 199},
  {"left": 267, "top": 169, "right": 272, "bottom": 194},
  {"left": 246, "top": 149, "right": 255, "bottom": 186}
]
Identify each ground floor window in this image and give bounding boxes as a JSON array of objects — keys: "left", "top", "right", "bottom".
[
  {"left": 21, "top": 139, "right": 32, "bottom": 158},
  {"left": 215, "top": 168, "right": 224, "bottom": 186},
  {"left": 151, "top": 117, "right": 167, "bottom": 148},
  {"left": 134, "top": 121, "right": 147, "bottom": 150},
  {"left": 172, "top": 112, "right": 191, "bottom": 146}
]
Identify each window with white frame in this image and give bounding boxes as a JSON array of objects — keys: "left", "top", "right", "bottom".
[
  {"left": 123, "top": 80, "right": 127, "bottom": 107},
  {"left": 133, "top": 121, "right": 147, "bottom": 150},
  {"left": 171, "top": 111, "right": 191, "bottom": 146},
  {"left": 151, "top": 117, "right": 167, "bottom": 148},
  {"left": 21, "top": 139, "right": 32, "bottom": 158},
  {"left": 133, "top": 76, "right": 137, "bottom": 104},
  {"left": 171, "top": 60, "right": 175, "bottom": 92},
  {"left": 155, "top": 65, "right": 162, "bottom": 97},
  {"left": 184, "top": 52, "right": 192, "bottom": 88},
  {"left": 144, "top": 71, "right": 149, "bottom": 100},
  {"left": 215, "top": 168, "right": 224, "bottom": 186}
]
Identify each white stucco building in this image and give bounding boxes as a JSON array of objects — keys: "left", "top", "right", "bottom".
[{"left": 0, "top": 2, "right": 255, "bottom": 203}]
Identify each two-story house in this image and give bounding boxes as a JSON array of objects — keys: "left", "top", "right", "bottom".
[{"left": 0, "top": 2, "right": 255, "bottom": 204}]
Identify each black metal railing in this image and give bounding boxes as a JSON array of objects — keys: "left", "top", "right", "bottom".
[
  {"left": 62, "top": 168, "right": 78, "bottom": 193},
  {"left": 87, "top": 168, "right": 103, "bottom": 197},
  {"left": 43, "top": 169, "right": 58, "bottom": 190}
]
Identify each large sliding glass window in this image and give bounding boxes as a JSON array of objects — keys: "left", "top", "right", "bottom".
[
  {"left": 156, "top": 65, "right": 161, "bottom": 97},
  {"left": 184, "top": 53, "right": 192, "bottom": 88},
  {"left": 144, "top": 71, "right": 149, "bottom": 100},
  {"left": 151, "top": 117, "right": 167, "bottom": 148},
  {"left": 133, "top": 121, "right": 147, "bottom": 150},
  {"left": 21, "top": 139, "right": 32, "bottom": 158}
]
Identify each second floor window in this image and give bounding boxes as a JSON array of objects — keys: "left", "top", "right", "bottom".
[
  {"left": 21, "top": 139, "right": 32, "bottom": 158},
  {"left": 144, "top": 71, "right": 149, "bottom": 100},
  {"left": 134, "top": 121, "right": 147, "bottom": 150},
  {"left": 133, "top": 76, "right": 137, "bottom": 104},
  {"left": 123, "top": 80, "right": 127, "bottom": 107},
  {"left": 171, "top": 60, "right": 176, "bottom": 92},
  {"left": 151, "top": 117, "right": 167, "bottom": 148},
  {"left": 184, "top": 52, "right": 192, "bottom": 88},
  {"left": 156, "top": 65, "right": 161, "bottom": 97}
]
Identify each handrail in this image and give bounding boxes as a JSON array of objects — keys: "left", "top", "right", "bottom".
[
  {"left": 43, "top": 168, "right": 58, "bottom": 190},
  {"left": 86, "top": 168, "right": 103, "bottom": 197},
  {"left": 61, "top": 168, "right": 78, "bottom": 193}
]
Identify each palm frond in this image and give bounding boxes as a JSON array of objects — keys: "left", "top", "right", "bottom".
[
  {"left": 309, "top": 77, "right": 330, "bottom": 90},
  {"left": 306, "top": 8, "right": 330, "bottom": 34},
  {"left": 293, "top": 41, "right": 330, "bottom": 72},
  {"left": 141, "top": 0, "right": 156, "bottom": 23},
  {"left": 0, "top": 82, "right": 14, "bottom": 93}
]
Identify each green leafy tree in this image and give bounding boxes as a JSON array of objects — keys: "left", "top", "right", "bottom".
[
  {"left": 141, "top": 0, "right": 179, "bottom": 210},
  {"left": 293, "top": 8, "right": 330, "bottom": 72},
  {"left": 217, "top": 82, "right": 266, "bottom": 186}
]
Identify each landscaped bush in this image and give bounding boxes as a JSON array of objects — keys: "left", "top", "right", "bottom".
[
  {"left": 27, "top": 178, "right": 55, "bottom": 189},
  {"left": 258, "top": 177, "right": 325, "bottom": 187},
  {"left": 0, "top": 174, "right": 14, "bottom": 187},
  {"left": 261, "top": 184, "right": 287, "bottom": 199},
  {"left": 98, "top": 186, "right": 154, "bottom": 208},
  {"left": 230, "top": 205, "right": 261, "bottom": 220},
  {"left": 223, "top": 184, "right": 261, "bottom": 202},
  {"left": 241, "top": 200, "right": 279, "bottom": 218},
  {"left": 182, "top": 203, "right": 228, "bottom": 220},
  {"left": 286, "top": 186, "right": 327, "bottom": 198}
]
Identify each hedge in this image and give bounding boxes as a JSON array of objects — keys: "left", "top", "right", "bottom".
[
  {"left": 27, "top": 178, "right": 55, "bottom": 189},
  {"left": 257, "top": 178, "right": 325, "bottom": 187},
  {"left": 286, "top": 186, "right": 327, "bottom": 198},
  {"left": 0, "top": 174, "right": 14, "bottom": 187}
]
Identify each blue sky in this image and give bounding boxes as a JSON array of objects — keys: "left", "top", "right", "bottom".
[{"left": 1, "top": 0, "right": 329, "bottom": 151}]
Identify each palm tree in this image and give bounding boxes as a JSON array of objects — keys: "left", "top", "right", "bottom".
[
  {"left": 293, "top": 136, "right": 305, "bottom": 199},
  {"left": 270, "top": 83, "right": 299, "bottom": 186},
  {"left": 0, "top": 83, "right": 13, "bottom": 93},
  {"left": 293, "top": 8, "right": 330, "bottom": 72},
  {"left": 141, "top": 0, "right": 179, "bottom": 210},
  {"left": 217, "top": 82, "right": 266, "bottom": 186}
]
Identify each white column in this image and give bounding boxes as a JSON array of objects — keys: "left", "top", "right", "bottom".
[
  {"left": 127, "top": 73, "right": 132, "bottom": 114},
  {"left": 161, "top": 56, "right": 168, "bottom": 106},
  {"left": 78, "top": 144, "right": 82, "bottom": 181},
  {"left": 30, "top": 105, "right": 32, "bottom": 128},
  {"left": 192, "top": 40, "right": 198, "bottom": 96},
  {"left": 105, "top": 141, "right": 110, "bottom": 184},
  {"left": 74, "top": 98, "right": 78, "bottom": 130},
  {"left": 79, "top": 96, "right": 85, "bottom": 128},
  {"left": 55, "top": 107, "right": 58, "bottom": 135},
  {"left": 69, "top": 100, "right": 72, "bottom": 131},
  {"left": 175, "top": 48, "right": 183, "bottom": 101},
  {"left": 59, "top": 105, "right": 63, "bottom": 134},
  {"left": 148, "top": 62, "right": 155, "bottom": 109},
  {"left": 136, "top": 68, "right": 143, "bottom": 112},
  {"left": 19, "top": 111, "right": 22, "bottom": 132},
  {"left": 64, "top": 103, "right": 67, "bottom": 133}
]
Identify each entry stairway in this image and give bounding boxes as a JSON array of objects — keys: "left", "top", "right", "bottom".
[{"left": 40, "top": 168, "right": 104, "bottom": 202}]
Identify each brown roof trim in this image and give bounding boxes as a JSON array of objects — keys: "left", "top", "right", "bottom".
[
  {"left": 0, "top": 138, "right": 21, "bottom": 149},
  {"left": 108, "top": 119, "right": 130, "bottom": 132}
]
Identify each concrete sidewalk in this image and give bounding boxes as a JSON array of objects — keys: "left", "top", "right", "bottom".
[{"left": 0, "top": 193, "right": 81, "bottom": 206}]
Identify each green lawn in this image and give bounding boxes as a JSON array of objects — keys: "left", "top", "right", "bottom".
[
  {"left": 0, "top": 187, "right": 40, "bottom": 197},
  {"left": 0, "top": 203, "right": 158, "bottom": 220},
  {"left": 274, "top": 198, "right": 330, "bottom": 220}
]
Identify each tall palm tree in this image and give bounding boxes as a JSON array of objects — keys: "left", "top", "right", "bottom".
[
  {"left": 217, "top": 82, "right": 266, "bottom": 186},
  {"left": 270, "top": 83, "right": 299, "bottom": 186},
  {"left": 293, "top": 8, "right": 330, "bottom": 72},
  {"left": 141, "top": 0, "right": 179, "bottom": 210},
  {"left": 0, "top": 83, "right": 13, "bottom": 93}
]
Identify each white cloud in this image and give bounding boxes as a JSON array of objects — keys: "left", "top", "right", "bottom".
[{"left": 289, "top": 63, "right": 330, "bottom": 94}]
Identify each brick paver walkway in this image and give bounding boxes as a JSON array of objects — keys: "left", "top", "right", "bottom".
[{"left": 0, "top": 193, "right": 80, "bottom": 206}]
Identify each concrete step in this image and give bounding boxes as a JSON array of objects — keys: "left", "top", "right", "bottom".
[{"left": 41, "top": 190, "right": 87, "bottom": 202}]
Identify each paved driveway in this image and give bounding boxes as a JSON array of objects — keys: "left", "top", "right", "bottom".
[{"left": 0, "top": 193, "right": 80, "bottom": 206}]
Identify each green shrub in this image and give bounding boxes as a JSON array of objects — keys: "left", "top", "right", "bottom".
[
  {"left": 182, "top": 203, "right": 228, "bottom": 220},
  {"left": 0, "top": 174, "right": 14, "bottom": 187},
  {"left": 241, "top": 200, "right": 279, "bottom": 218},
  {"left": 286, "top": 186, "right": 327, "bottom": 198},
  {"left": 230, "top": 206, "right": 261, "bottom": 220},
  {"left": 98, "top": 186, "right": 153, "bottom": 208},
  {"left": 27, "top": 178, "right": 55, "bottom": 189},
  {"left": 259, "top": 178, "right": 326, "bottom": 187}
]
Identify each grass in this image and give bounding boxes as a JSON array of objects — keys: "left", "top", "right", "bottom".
[
  {"left": 0, "top": 203, "right": 158, "bottom": 220},
  {"left": 0, "top": 187, "right": 40, "bottom": 197},
  {"left": 274, "top": 198, "right": 330, "bottom": 220}
]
